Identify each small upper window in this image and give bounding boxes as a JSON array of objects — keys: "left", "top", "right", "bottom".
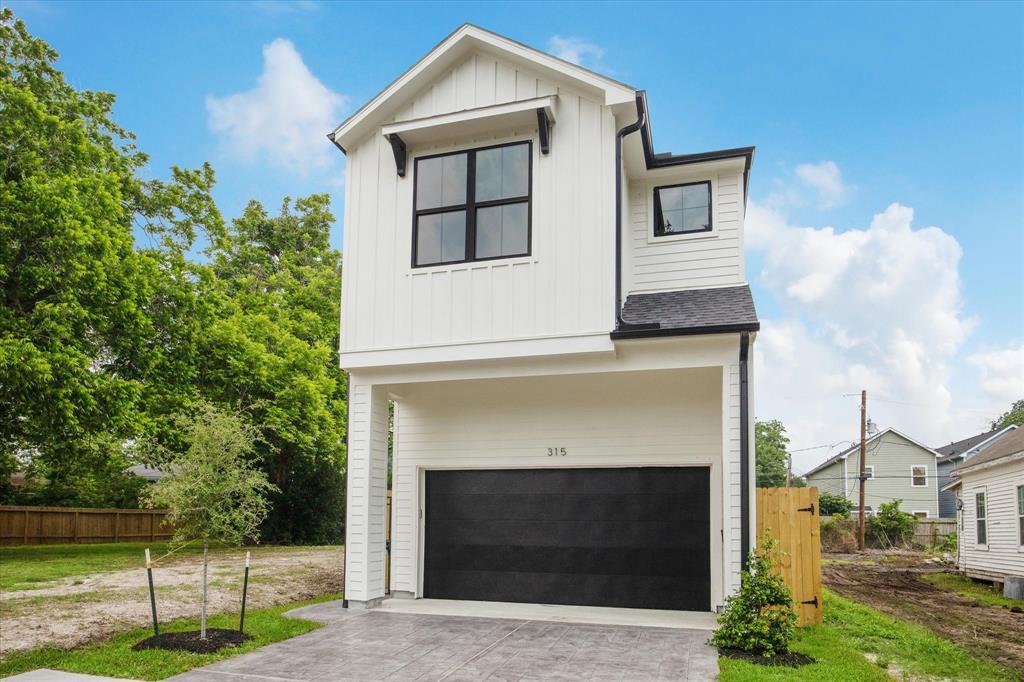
[
  {"left": 1017, "top": 484, "right": 1023, "bottom": 547},
  {"left": 911, "top": 465, "right": 927, "bottom": 487},
  {"left": 864, "top": 465, "right": 875, "bottom": 480},
  {"left": 653, "top": 181, "right": 711, "bottom": 237},
  {"left": 413, "top": 142, "right": 530, "bottom": 267}
]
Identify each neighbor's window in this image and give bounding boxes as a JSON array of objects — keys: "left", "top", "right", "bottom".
[
  {"left": 653, "top": 181, "right": 711, "bottom": 236},
  {"left": 911, "top": 465, "right": 927, "bottom": 487},
  {"left": 864, "top": 465, "right": 875, "bottom": 480},
  {"left": 913, "top": 511, "right": 929, "bottom": 520},
  {"left": 976, "top": 492, "right": 987, "bottom": 545},
  {"left": 413, "top": 142, "right": 530, "bottom": 267},
  {"left": 1017, "top": 485, "right": 1023, "bottom": 547}
]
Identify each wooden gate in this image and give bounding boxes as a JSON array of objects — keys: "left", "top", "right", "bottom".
[{"left": 756, "top": 487, "right": 823, "bottom": 626}]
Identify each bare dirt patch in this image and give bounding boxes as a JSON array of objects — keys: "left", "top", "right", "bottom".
[
  {"left": 0, "top": 546, "right": 342, "bottom": 658},
  {"left": 823, "top": 551, "right": 1024, "bottom": 676}
]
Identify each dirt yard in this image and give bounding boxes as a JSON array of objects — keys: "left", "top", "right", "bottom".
[
  {"left": 823, "top": 550, "right": 1024, "bottom": 676},
  {"left": 0, "top": 546, "right": 343, "bottom": 657}
]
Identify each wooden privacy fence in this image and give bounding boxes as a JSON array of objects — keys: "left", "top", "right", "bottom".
[
  {"left": 0, "top": 505, "right": 173, "bottom": 545},
  {"left": 756, "top": 487, "right": 823, "bottom": 626},
  {"left": 914, "top": 518, "right": 957, "bottom": 547}
]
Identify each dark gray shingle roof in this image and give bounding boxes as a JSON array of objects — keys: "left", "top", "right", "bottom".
[
  {"left": 935, "top": 426, "right": 1011, "bottom": 462},
  {"left": 616, "top": 285, "right": 759, "bottom": 335}
]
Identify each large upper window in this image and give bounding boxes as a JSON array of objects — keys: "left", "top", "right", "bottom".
[
  {"left": 911, "top": 465, "right": 927, "bottom": 487},
  {"left": 653, "top": 181, "right": 711, "bottom": 237},
  {"left": 413, "top": 142, "right": 531, "bottom": 267}
]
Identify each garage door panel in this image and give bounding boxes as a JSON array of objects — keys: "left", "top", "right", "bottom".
[
  {"left": 424, "top": 467, "right": 711, "bottom": 611},
  {"left": 429, "top": 492, "right": 708, "bottom": 522},
  {"left": 426, "top": 520, "right": 706, "bottom": 548},
  {"left": 426, "top": 545, "right": 700, "bottom": 577}
]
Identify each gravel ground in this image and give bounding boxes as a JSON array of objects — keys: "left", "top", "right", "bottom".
[{"left": 0, "top": 546, "right": 343, "bottom": 657}]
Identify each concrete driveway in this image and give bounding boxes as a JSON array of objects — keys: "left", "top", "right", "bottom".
[{"left": 167, "top": 601, "right": 719, "bottom": 681}]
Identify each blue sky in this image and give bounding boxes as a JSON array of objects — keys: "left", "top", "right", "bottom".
[{"left": 12, "top": 1, "right": 1023, "bottom": 469}]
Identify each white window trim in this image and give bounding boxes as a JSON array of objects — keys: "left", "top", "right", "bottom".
[
  {"left": 912, "top": 510, "right": 930, "bottom": 519},
  {"left": 1016, "top": 481, "right": 1024, "bottom": 552},
  {"left": 974, "top": 488, "right": 988, "bottom": 550},
  {"left": 646, "top": 176, "right": 720, "bottom": 244},
  {"left": 911, "top": 464, "right": 928, "bottom": 487},
  {"left": 864, "top": 465, "right": 875, "bottom": 480}
]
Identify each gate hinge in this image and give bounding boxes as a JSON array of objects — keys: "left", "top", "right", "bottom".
[
  {"left": 801, "top": 596, "right": 819, "bottom": 607},
  {"left": 797, "top": 504, "right": 816, "bottom": 514}
]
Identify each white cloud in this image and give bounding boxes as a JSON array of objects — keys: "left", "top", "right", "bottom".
[
  {"left": 794, "top": 161, "right": 847, "bottom": 208},
  {"left": 747, "top": 191, "right": 992, "bottom": 473},
  {"left": 206, "top": 38, "right": 346, "bottom": 175},
  {"left": 968, "top": 344, "right": 1024, "bottom": 405},
  {"left": 546, "top": 36, "right": 605, "bottom": 67}
]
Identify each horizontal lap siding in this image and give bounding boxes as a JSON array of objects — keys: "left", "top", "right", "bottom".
[
  {"left": 389, "top": 368, "right": 723, "bottom": 596},
  {"left": 625, "top": 173, "right": 745, "bottom": 295},
  {"left": 340, "top": 52, "right": 615, "bottom": 354},
  {"left": 959, "top": 462, "right": 1024, "bottom": 579}
]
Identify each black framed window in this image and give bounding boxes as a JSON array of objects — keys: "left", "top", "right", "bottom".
[
  {"left": 413, "top": 141, "right": 531, "bottom": 267},
  {"left": 653, "top": 181, "right": 711, "bottom": 237}
]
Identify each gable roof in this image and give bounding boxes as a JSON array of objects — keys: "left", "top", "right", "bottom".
[
  {"left": 329, "top": 24, "right": 637, "bottom": 152},
  {"left": 803, "top": 427, "right": 940, "bottom": 477},
  {"left": 952, "top": 426, "right": 1024, "bottom": 473},
  {"left": 934, "top": 424, "right": 1017, "bottom": 463}
]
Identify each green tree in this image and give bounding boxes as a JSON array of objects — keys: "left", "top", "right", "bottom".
[
  {"left": 756, "top": 420, "right": 791, "bottom": 487},
  {"left": 0, "top": 10, "right": 223, "bottom": 504},
  {"left": 991, "top": 399, "right": 1024, "bottom": 430},
  {"left": 819, "top": 490, "right": 854, "bottom": 516},
  {"left": 148, "top": 404, "right": 276, "bottom": 639},
  {"left": 201, "top": 197, "right": 347, "bottom": 544}
]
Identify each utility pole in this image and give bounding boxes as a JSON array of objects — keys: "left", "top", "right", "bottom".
[
  {"left": 786, "top": 452, "right": 792, "bottom": 488},
  {"left": 857, "top": 390, "right": 868, "bottom": 551}
]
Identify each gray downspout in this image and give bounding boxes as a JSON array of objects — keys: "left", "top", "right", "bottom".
[
  {"left": 739, "top": 331, "right": 751, "bottom": 571},
  {"left": 614, "top": 93, "right": 657, "bottom": 331},
  {"left": 342, "top": 371, "right": 350, "bottom": 608}
]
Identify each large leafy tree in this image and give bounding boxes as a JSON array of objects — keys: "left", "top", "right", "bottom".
[
  {"left": 991, "top": 399, "right": 1024, "bottom": 430},
  {"left": 756, "top": 419, "right": 792, "bottom": 488},
  {"left": 201, "top": 196, "right": 346, "bottom": 543}
]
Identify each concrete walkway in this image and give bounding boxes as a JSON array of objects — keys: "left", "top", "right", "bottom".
[{"left": 166, "top": 600, "right": 719, "bottom": 681}]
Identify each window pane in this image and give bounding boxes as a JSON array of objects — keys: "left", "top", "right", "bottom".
[
  {"left": 976, "top": 493, "right": 986, "bottom": 519},
  {"left": 416, "top": 210, "right": 466, "bottom": 265},
  {"left": 416, "top": 153, "right": 467, "bottom": 210},
  {"left": 475, "top": 202, "right": 528, "bottom": 259},
  {"left": 476, "top": 144, "right": 529, "bottom": 202},
  {"left": 912, "top": 466, "right": 926, "bottom": 486},
  {"left": 656, "top": 184, "right": 711, "bottom": 235},
  {"left": 1018, "top": 485, "right": 1024, "bottom": 515},
  {"left": 977, "top": 520, "right": 986, "bottom": 544}
]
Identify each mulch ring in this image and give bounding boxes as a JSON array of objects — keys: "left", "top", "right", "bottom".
[
  {"left": 133, "top": 628, "right": 252, "bottom": 654},
  {"left": 719, "top": 648, "right": 815, "bottom": 667}
]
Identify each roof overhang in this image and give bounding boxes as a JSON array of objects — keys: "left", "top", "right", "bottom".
[{"left": 329, "top": 24, "right": 635, "bottom": 154}]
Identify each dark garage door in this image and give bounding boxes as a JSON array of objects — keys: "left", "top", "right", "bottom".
[{"left": 424, "top": 467, "right": 710, "bottom": 611}]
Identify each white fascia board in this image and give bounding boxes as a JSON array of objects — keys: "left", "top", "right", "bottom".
[
  {"left": 331, "top": 24, "right": 634, "bottom": 151},
  {"left": 382, "top": 95, "right": 556, "bottom": 146},
  {"left": 955, "top": 449, "right": 1024, "bottom": 477}
]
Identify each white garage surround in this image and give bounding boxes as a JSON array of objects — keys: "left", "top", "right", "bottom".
[{"left": 385, "top": 366, "right": 736, "bottom": 611}]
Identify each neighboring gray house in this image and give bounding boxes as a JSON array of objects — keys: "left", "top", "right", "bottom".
[
  {"left": 942, "top": 427, "right": 1024, "bottom": 583},
  {"left": 804, "top": 428, "right": 940, "bottom": 518},
  {"left": 936, "top": 425, "right": 1018, "bottom": 518}
]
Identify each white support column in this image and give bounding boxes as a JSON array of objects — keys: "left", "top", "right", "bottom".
[
  {"left": 722, "top": 362, "right": 742, "bottom": 598},
  {"left": 345, "top": 376, "right": 389, "bottom": 608}
]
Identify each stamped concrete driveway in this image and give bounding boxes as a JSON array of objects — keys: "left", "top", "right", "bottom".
[{"left": 167, "top": 601, "right": 719, "bottom": 681}]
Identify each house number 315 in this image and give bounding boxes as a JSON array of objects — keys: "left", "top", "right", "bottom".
[{"left": 547, "top": 447, "right": 567, "bottom": 457}]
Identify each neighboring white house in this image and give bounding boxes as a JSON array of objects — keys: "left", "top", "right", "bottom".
[
  {"left": 942, "top": 427, "right": 1024, "bottom": 583},
  {"left": 330, "top": 24, "right": 758, "bottom": 613},
  {"left": 935, "top": 425, "right": 1018, "bottom": 518},
  {"left": 803, "top": 428, "right": 940, "bottom": 519}
]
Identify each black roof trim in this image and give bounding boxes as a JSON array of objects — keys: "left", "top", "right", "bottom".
[
  {"left": 636, "top": 91, "right": 755, "bottom": 200},
  {"left": 611, "top": 321, "right": 760, "bottom": 340}
]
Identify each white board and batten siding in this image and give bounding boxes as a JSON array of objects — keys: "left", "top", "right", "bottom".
[
  {"left": 957, "top": 458, "right": 1024, "bottom": 581},
  {"left": 624, "top": 172, "right": 746, "bottom": 296},
  {"left": 388, "top": 366, "right": 746, "bottom": 609},
  {"left": 340, "top": 51, "right": 617, "bottom": 357}
]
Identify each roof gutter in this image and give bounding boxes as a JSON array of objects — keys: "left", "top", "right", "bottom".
[
  {"left": 326, "top": 131, "right": 347, "bottom": 156},
  {"left": 614, "top": 92, "right": 658, "bottom": 333}
]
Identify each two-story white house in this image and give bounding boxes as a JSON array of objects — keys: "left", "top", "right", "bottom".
[{"left": 330, "top": 24, "right": 758, "bottom": 615}]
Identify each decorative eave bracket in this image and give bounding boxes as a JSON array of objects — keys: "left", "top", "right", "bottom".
[
  {"left": 387, "top": 134, "right": 407, "bottom": 178},
  {"left": 536, "top": 108, "right": 552, "bottom": 155}
]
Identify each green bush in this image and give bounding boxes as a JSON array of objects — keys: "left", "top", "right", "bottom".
[
  {"left": 866, "top": 499, "right": 918, "bottom": 548},
  {"left": 712, "top": 536, "right": 798, "bottom": 658},
  {"left": 820, "top": 514, "right": 859, "bottom": 553},
  {"left": 931, "top": 531, "right": 957, "bottom": 553},
  {"left": 819, "top": 491, "right": 854, "bottom": 517}
]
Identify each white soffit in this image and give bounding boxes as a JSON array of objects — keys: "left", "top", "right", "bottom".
[{"left": 382, "top": 96, "right": 557, "bottom": 146}]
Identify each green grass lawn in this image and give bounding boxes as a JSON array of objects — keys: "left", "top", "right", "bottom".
[
  {"left": 920, "top": 572, "right": 1024, "bottom": 610},
  {"left": 0, "top": 542, "right": 331, "bottom": 592},
  {"left": 0, "top": 594, "right": 340, "bottom": 680},
  {"left": 718, "top": 590, "right": 1016, "bottom": 682}
]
